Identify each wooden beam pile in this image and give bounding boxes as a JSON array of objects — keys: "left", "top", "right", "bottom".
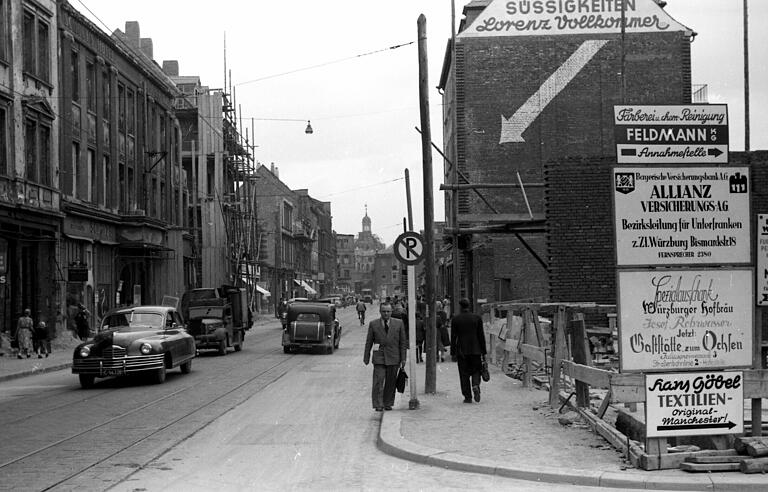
[{"left": 680, "top": 437, "right": 768, "bottom": 473}]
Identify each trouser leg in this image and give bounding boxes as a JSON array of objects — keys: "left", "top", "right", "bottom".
[
  {"left": 372, "top": 364, "right": 386, "bottom": 408},
  {"left": 383, "top": 365, "right": 399, "bottom": 407},
  {"left": 457, "top": 357, "right": 472, "bottom": 399}
]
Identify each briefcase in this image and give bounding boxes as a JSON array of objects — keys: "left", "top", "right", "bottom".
[{"left": 396, "top": 367, "right": 408, "bottom": 393}]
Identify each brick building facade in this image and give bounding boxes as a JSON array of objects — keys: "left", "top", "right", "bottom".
[{"left": 440, "top": 0, "right": 694, "bottom": 305}]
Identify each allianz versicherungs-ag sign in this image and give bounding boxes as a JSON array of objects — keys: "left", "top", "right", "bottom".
[{"left": 613, "top": 167, "right": 750, "bottom": 267}]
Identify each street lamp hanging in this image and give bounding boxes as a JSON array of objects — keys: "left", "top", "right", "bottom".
[{"left": 305, "top": 120, "right": 314, "bottom": 134}]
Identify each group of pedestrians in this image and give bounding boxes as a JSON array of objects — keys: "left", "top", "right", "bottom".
[
  {"left": 362, "top": 296, "right": 487, "bottom": 410},
  {"left": 9, "top": 308, "right": 53, "bottom": 359}
]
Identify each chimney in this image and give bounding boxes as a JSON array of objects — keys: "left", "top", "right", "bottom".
[
  {"left": 162, "top": 60, "right": 179, "bottom": 77},
  {"left": 125, "top": 21, "right": 140, "bottom": 49},
  {"left": 140, "top": 38, "right": 153, "bottom": 60}
]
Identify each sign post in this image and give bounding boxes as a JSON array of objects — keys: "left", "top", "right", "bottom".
[{"left": 394, "top": 231, "right": 425, "bottom": 410}]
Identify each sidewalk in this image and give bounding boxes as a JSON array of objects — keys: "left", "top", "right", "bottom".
[
  {"left": 0, "top": 315, "right": 279, "bottom": 384},
  {"left": 379, "top": 360, "right": 768, "bottom": 491}
]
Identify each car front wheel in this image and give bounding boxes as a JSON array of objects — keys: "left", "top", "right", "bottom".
[
  {"left": 180, "top": 359, "right": 192, "bottom": 374},
  {"left": 218, "top": 338, "right": 227, "bottom": 356},
  {"left": 79, "top": 374, "right": 95, "bottom": 389}
]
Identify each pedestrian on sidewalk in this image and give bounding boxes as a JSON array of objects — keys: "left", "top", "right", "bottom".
[
  {"left": 14, "top": 308, "right": 34, "bottom": 359},
  {"left": 436, "top": 301, "right": 449, "bottom": 362},
  {"left": 74, "top": 303, "right": 90, "bottom": 340},
  {"left": 415, "top": 311, "right": 425, "bottom": 363},
  {"left": 363, "top": 301, "right": 407, "bottom": 411},
  {"left": 33, "top": 315, "right": 49, "bottom": 358},
  {"left": 450, "top": 298, "right": 487, "bottom": 403}
]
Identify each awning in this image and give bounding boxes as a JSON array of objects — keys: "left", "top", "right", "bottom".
[
  {"left": 255, "top": 285, "right": 271, "bottom": 297},
  {"left": 63, "top": 233, "right": 93, "bottom": 243},
  {"left": 300, "top": 280, "right": 317, "bottom": 295}
]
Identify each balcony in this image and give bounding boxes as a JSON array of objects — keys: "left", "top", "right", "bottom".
[
  {"left": 292, "top": 219, "right": 316, "bottom": 242},
  {"left": 0, "top": 176, "right": 60, "bottom": 216}
]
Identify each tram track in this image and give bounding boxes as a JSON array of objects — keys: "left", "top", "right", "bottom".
[{"left": 0, "top": 325, "right": 300, "bottom": 492}]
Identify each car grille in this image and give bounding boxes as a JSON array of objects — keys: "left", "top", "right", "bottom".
[
  {"left": 102, "top": 346, "right": 126, "bottom": 358},
  {"left": 72, "top": 353, "right": 164, "bottom": 374}
]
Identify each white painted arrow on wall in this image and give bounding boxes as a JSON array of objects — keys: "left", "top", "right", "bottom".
[{"left": 499, "top": 39, "right": 609, "bottom": 144}]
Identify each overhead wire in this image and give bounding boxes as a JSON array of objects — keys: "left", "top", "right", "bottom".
[{"left": 234, "top": 41, "right": 416, "bottom": 87}]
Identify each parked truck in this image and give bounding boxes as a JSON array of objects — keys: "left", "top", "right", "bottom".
[{"left": 181, "top": 285, "right": 251, "bottom": 355}]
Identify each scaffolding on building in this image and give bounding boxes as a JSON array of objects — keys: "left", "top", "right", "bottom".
[{"left": 220, "top": 80, "right": 262, "bottom": 313}]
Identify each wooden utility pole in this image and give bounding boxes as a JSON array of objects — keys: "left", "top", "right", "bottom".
[
  {"left": 418, "top": 14, "right": 437, "bottom": 393},
  {"left": 450, "top": 0, "right": 461, "bottom": 317}
]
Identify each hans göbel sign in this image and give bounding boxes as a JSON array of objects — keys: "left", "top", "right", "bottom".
[{"left": 618, "top": 269, "right": 753, "bottom": 372}]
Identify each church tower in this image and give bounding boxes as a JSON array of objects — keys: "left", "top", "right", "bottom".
[{"left": 360, "top": 205, "right": 372, "bottom": 241}]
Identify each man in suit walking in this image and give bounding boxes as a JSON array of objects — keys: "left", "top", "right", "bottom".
[
  {"left": 450, "top": 298, "right": 487, "bottom": 403},
  {"left": 363, "top": 301, "right": 407, "bottom": 411}
]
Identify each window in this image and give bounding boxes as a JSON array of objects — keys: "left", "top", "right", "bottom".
[
  {"left": 102, "top": 70, "right": 110, "bottom": 116},
  {"left": 0, "top": 0, "right": 8, "bottom": 62},
  {"left": 102, "top": 154, "right": 109, "bottom": 206},
  {"left": 71, "top": 51, "right": 79, "bottom": 102},
  {"left": 126, "top": 90, "right": 134, "bottom": 133},
  {"left": 282, "top": 203, "right": 293, "bottom": 230},
  {"left": 117, "top": 84, "right": 125, "bottom": 132},
  {"left": 86, "top": 60, "right": 95, "bottom": 113},
  {"left": 24, "top": 115, "right": 51, "bottom": 186},
  {"left": 0, "top": 104, "right": 7, "bottom": 176},
  {"left": 22, "top": 8, "right": 50, "bottom": 82},
  {"left": 72, "top": 142, "right": 80, "bottom": 197},
  {"left": 87, "top": 148, "right": 95, "bottom": 202}
]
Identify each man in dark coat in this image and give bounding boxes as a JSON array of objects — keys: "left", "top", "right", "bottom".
[
  {"left": 450, "top": 298, "right": 487, "bottom": 403},
  {"left": 363, "top": 301, "right": 407, "bottom": 411}
]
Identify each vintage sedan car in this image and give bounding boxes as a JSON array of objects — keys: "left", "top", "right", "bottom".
[
  {"left": 282, "top": 301, "right": 341, "bottom": 354},
  {"left": 72, "top": 305, "right": 196, "bottom": 388}
]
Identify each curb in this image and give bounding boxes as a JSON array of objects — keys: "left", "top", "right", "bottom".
[
  {"left": 378, "top": 412, "right": 768, "bottom": 491},
  {"left": 0, "top": 362, "right": 72, "bottom": 383}
]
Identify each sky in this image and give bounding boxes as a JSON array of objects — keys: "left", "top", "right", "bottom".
[{"left": 76, "top": 0, "right": 767, "bottom": 247}]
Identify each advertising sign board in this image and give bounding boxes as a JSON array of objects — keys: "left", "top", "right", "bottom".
[
  {"left": 458, "top": 0, "right": 690, "bottom": 38},
  {"left": 614, "top": 105, "right": 728, "bottom": 164},
  {"left": 618, "top": 269, "right": 753, "bottom": 372},
  {"left": 757, "top": 214, "right": 768, "bottom": 306},
  {"left": 645, "top": 371, "right": 743, "bottom": 438},
  {"left": 613, "top": 166, "right": 750, "bottom": 266}
]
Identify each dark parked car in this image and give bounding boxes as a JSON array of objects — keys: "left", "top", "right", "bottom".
[
  {"left": 282, "top": 301, "right": 341, "bottom": 354},
  {"left": 72, "top": 306, "right": 196, "bottom": 388}
]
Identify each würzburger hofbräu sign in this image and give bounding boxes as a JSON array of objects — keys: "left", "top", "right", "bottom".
[{"left": 618, "top": 269, "right": 753, "bottom": 372}]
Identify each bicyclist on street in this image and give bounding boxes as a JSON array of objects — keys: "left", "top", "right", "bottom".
[{"left": 356, "top": 298, "right": 367, "bottom": 326}]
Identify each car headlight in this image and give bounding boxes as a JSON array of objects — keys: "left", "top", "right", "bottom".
[
  {"left": 79, "top": 346, "right": 91, "bottom": 358},
  {"left": 140, "top": 343, "right": 152, "bottom": 355}
]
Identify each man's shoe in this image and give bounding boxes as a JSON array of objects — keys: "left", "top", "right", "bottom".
[
  {"left": 384, "top": 406, "right": 392, "bottom": 411},
  {"left": 375, "top": 407, "right": 383, "bottom": 412},
  {"left": 463, "top": 397, "right": 473, "bottom": 403},
  {"left": 472, "top": 385, "right": 481, "bottom": 402}
]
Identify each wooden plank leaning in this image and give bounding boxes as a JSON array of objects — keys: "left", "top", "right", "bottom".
[
  {"left": 568, "top": 315, "right": 590, "bottom": 407},
  {"left": 548, "top": 305, "right": 567, "bottom": 407}
]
